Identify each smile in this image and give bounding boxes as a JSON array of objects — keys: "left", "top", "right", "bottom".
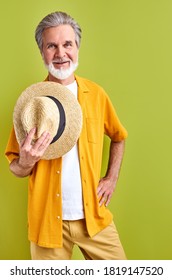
[{"left": 53, "top": 60, "right": 70, "bottom": 64}]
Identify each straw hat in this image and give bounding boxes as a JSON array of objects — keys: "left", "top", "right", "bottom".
[{"left": 13, "top": 81, "right": 82, "bottom": 160}]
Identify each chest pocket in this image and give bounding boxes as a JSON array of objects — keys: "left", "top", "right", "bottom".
[{"left": 86, "top": 118, "right": 99, "bottom": 143}]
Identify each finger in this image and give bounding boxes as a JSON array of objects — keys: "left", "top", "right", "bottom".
[
  {"left": 22, "top": 127, "right": 36, "bottom": 147},
  {"left": 97, "top": 181, "right": 105, "bottom": 197},
  {"left": 97, "top": 189, "right": 102, "bottom": 198},
  {"left": 37, "top": 133, "right": 52, "bottom": 151},
  {"left": 28, "top": 127, "right": 37, "bottom": 137},
  {"left": 100, "top": 193, "right": 112, "bottom": 207},
  {"left": 99, "top": 195, "right": 107, "bottom": 206},
  {"left": 105, "top": 196, "right": 111, "bottom": 207},
  {"left": 97, "top": 186, "right": 108, "bottom": 198},
  {"left": 20, "top": 137, "right": 26, "bottom": 148},
  {"left": 33, "top": 131, "right": 50, "bottom": 150}
]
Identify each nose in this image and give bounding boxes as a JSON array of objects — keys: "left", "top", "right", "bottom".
[{"left": 54, "top": 45, "right": 65, "bottom": 58}]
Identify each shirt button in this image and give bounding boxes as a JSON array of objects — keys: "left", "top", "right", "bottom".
[
  {"left": 57, "top": 216, "right": 60, "bottom": 219},
  {"left": 56, "top": 170, "right": 60, "bottom": 174},
  {"left": 56, "top": 193, "right": 60, "bottom": 197}
]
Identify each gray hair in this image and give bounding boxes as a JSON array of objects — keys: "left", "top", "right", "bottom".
[{"left": 35, "top": 11, "right": 82, "bottom": 51}]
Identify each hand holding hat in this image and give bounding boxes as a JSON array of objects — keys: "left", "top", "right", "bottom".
[
  {"left": 17, "top": 127, "right": 52, "bottom": 169},
  {"left": 13, "top": 81, "right": 83, "bottom": 160}
]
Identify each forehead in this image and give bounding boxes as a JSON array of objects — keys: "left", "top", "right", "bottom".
[{"left": 42, "top": 24, "right": 76, "bottom": 43}]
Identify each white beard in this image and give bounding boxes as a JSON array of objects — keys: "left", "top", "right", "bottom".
[{"left": 44, "top": 59, "right": 78, "bottom": 80}]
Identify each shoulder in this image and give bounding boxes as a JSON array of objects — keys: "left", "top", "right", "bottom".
[{"left": 75, "top": 75, "right": 106, "bottom": 94}]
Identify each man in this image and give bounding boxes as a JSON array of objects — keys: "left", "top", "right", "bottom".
[{"left": 5, "top": 11, "right": 128, "bottom": 260}]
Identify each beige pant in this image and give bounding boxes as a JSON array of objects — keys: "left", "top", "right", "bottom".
[{"left": 30, "top": 219, "right": 126, "bottom": 260}]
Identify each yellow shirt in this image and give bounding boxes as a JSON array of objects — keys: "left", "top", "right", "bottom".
[{"left": 5, "top": 75, "right": 128, "bottom": 248}]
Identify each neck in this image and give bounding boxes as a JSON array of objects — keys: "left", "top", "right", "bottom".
[{"left": 48, "top": 73, "right": 75, "bottom": 86}]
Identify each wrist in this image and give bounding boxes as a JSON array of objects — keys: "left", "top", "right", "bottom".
[
  {"left": 105, "top": 171, "right": 119, "bottom": 184},
  {"left": 18, "top": 158, "right": 35, "bottom": 171}
]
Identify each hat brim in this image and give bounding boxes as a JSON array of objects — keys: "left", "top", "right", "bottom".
[{"left": 13, "top": 81, "right": 82, "bottom": 160}]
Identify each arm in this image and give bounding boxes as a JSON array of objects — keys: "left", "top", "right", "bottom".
[
  {"left": 97, "top": 139, "right": 125, "bottom": 206},
  {"left": 10, "top": 127, "right": 51, "bottom": 178}
]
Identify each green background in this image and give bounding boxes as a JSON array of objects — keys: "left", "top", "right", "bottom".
[{"left": 0, "top": 0, "right": 172, "bottom": 260}]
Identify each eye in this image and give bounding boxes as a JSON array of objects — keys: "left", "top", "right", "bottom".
[
  {"left": 47, "top": 43, "right": 57, "bottom": 49},
  {"left": 64, "top": 41, "right": 73, "bottom": 48}
]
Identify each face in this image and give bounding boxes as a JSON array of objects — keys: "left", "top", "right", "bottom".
[{"left": 42, "top": 25, "right": 79, "bottom": 84}]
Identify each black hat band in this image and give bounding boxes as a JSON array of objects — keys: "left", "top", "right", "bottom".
[{"left": 46, "top": 95, "right": 66, "bottom": 144}]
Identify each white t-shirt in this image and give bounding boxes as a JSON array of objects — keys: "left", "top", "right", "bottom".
[{"left": 62, "top": 80, "right": 84, "bottom": 220}]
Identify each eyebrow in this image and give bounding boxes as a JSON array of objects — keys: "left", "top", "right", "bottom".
[
  {"left": 46, "top": 40, "right": 73, "bottom": 46},
  {"left": 46, "top": 41, "right": 57, "bottom": 45},
  {"left": 65, "top": 40, "right": 73, "bottom": 44}
]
